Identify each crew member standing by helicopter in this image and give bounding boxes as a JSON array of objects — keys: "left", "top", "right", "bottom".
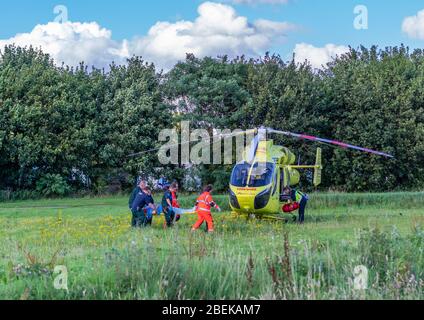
[
  {"left": 284, "top": 187, "right": 309, "bottom": 224},
  {"left": 192, "top": 185, "right": 221, "bottom": 233}
]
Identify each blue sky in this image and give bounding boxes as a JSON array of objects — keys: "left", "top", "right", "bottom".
[{"left": 1, "top": 0, "right": 424, "bottom": 69}]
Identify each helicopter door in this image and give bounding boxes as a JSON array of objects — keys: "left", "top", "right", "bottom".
[
  {"left": 280, "top": 168, "right": 288, "bottom": 190},
  {"left": 279, "top": 169, "right": 284, "bottom": 198},
  {"left": 271, "top": 169, "right": 278, "bottom": 196},
  {"left": 279, "top": 168, "right": 291, "bottom": 202}
]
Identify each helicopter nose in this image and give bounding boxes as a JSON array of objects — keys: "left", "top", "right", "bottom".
[{"left": 236, "top": 195, "right": 255, "bottom": 211}]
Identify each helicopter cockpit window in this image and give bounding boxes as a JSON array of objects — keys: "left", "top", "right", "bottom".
[
  {"left": 247, "top": 162, "right": 275, "bottom": 187},
  {"left": 231, "top": 162, "right": 275, "bottom": 187},
  {"left": 230, "top": 163, "right": 250, "bottom": 187}
]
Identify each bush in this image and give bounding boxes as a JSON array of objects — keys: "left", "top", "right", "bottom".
[{"left": 36, "top": 174, "right": 71, "bottom": 197}]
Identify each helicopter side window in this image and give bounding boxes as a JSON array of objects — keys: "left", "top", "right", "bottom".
[{"left": 247, "top": 163, "right": 275, "bottom": 187}]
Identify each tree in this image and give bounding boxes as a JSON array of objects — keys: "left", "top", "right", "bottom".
[
  {"left": 323, "top": 46, "right": 424, "bottom": 191},
  {"left": 1, "top": 44, "right": 423, "bottom": 195},
  {"left": 95, "top": 57, "right": 172, "bottom": 189},
  {"left": 165, "top": 54, "right": 253, "bottom": 191}
]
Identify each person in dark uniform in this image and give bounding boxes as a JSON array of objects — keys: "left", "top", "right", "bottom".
[
  {"left": 143, "top": 188, "right": 156, "bottom": 226},
  {"left": 129, "top": 179, "right": 147, "bottom": 209},
  {"left": 129, "top": 180, "right": 147, "bottom": 227},
  {"left": 131, "top": 186, "right": 155, "bottom": 228},
  {"left": 283, "top": 187, "right": 309, "bottom": 224},
  {"left": 162, "top": 183, "right": 176, "bottom": 228}
]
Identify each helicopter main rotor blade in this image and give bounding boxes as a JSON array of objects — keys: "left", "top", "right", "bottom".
[
  {"left": 267, "top": 129, "right": 394, "bottom": 158},
  {"left": 247, "top": 134, "right": 260, "bottom": 163}
]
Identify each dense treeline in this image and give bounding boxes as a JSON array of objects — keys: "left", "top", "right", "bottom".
[
  {"left": 0, "top": 45, "right": 423, "bottom": 198},
  {"left": 0, "top": 46, "right": 171, "bottom": 198}
]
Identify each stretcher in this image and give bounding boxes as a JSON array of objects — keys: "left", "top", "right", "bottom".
[{"left": 143, "top": 205, "right": 196, "bottom": 219}]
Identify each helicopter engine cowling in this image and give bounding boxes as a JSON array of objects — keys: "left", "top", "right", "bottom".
[
  {"left": 280, "top": 147, "right": 296, "bottom": 166},
  {"left": 288, "top": 168, "right": 300, "bottom": 186}
]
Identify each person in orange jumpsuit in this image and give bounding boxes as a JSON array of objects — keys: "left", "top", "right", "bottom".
[{"left": 192, "top": 185, "right": 221, "bottom": 233}]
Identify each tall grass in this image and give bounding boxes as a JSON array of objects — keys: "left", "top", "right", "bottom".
[
  {"left": 0, "top": 193, "right": 423, "bottom": 300},
  {"left": 1, "top": 226, "right": 423, "bottom": 300},
  {"left": 308, "top": 192, "right": 424, "bottom": 209}
]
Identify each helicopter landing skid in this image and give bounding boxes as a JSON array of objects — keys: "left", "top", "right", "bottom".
[
  {"left": 239, "top": 212, "right": 297, "bottom": 223},
  {"left": 259, "top": 214, "right": 297, "bottom": 223}
]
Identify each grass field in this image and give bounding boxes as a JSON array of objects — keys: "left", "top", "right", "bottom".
[{"left": 0, "top": 192, "right": 423, "bottom": 300}]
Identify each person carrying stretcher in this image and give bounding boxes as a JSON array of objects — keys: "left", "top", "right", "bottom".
[{"left": 192, "top": 185, "right": 221, "bottom": 233}]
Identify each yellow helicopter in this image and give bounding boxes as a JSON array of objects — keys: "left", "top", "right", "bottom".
[{"left": 228, "top": 127, "right": 393, "bottom": 221}]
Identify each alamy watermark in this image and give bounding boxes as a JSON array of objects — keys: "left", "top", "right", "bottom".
[
  {"left": 354, "top": 5, "right": 368, "bottom": 30},
  {"left": 157, "top": 121, "right": 259, "bottom": 166},
  {"left": 53, "top": 265, "right": 68, "bottom": 291},
  {"left": 353, "top": 265, "right": 368, "bottom": 290},
  {"left": 54, "top": 5, "right": 69, "bottom": 23}
]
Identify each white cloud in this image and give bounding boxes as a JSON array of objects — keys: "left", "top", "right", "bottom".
[
  {"left": 402, "top": 9, "right": 424, "bottom": 39},
  {"left": 0, "top": 2, "right": 297, "bottom": 71},
  {"left": 131, "top": 2, "right": 297, "bottom": 70},
  {"left": 294, "top": 43, "right": 349, "bottom": 69},
  {"left": 0, "top": 21, "right": 129, "bottom": 68}
]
